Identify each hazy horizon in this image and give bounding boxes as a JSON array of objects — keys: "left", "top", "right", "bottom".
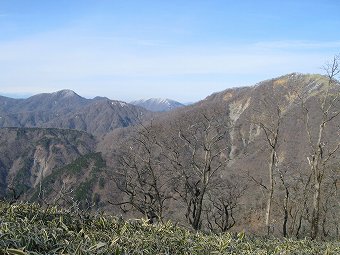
[
  {"left": 0, "top": 88, "right": 199, "bottom": 103},
  {"left": 0, "top": 72, "right": 325, "bottom": 104}
]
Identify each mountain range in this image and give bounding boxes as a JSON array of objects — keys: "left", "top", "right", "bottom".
[
  {"left": 0, "top": 90, "right": 152, "bottom": 136},
  {"left": 0, "top": 73, "right": 339, "bottom": 238}
]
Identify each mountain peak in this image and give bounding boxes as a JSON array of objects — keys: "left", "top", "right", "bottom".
[
  {"left": 130, "top": 98, "right": 184, "bottom": 112},
  {"left": 53, "top": 89, "right": 79, "bottom": 98}
]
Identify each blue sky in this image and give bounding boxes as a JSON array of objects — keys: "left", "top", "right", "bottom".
[{"left": 0, "top": 0, "right": 340, "bottom": 102}]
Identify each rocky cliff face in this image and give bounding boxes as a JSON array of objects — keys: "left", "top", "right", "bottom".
[{"left": 0, "top": 128, "right": 96, "bottom": 198}]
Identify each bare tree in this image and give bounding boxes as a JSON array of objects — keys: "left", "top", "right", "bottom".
[
  {"left": 112, "top": 109, "right": 237, "bottom": 230},
  {"left": 250, "top": 93, "right": 285, "bottom": 235},
  {"left": 204, "top": 176, "right": 246, "bottom": 233},
  {"left": 284, "top": 169, "right": 313, "bottom": 239},
  {"left": 275, "top": 163, "right": 295, "bottom": 238},
  {"left": 173, "top": 111, "right": 230, "bottom": 230},
  {"left": 299, "top": 55, "right": 340, "bottom": 239},
  {"left": 113, "top": 121, "right": 174, "bottom": 224},
  {"left": 261, "top": 106, "right": 281, "bottom": 236}
]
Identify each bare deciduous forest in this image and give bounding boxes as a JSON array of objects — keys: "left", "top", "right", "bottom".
[{"left": 107, "top": 56, "right": 340, "bottom": 241}]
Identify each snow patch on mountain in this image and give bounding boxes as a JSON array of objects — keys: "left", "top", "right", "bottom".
[
  {"left": 130, "top": 98, "right": 184, "bottom": 112},
  {"left": 53, "top": 89, "right": 79, "bottom": 98}
]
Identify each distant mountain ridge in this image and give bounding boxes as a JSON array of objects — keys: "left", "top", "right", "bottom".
[
  {"left": 130, "top": 98, "right": 184, "bottom": 112},
  {"left": 0, "top": 90, "right": 153, "bottom": 136}
]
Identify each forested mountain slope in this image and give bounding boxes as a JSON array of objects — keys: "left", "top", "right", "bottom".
[{"left": 99, "top": 73, "right": 340, "bottom": 239}]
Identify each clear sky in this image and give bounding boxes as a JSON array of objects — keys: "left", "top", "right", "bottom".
[{"left": 0, "top": 0, "right": 340, "bottom": 102}]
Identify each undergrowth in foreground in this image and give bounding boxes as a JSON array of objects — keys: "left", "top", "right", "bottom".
[{"left": 0, "top": 202, "right": 339, "bottom": 254}]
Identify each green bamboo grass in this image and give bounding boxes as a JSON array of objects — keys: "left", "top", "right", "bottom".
[{"left": 0, "top": 202, "right": 339, "bottom": 254}]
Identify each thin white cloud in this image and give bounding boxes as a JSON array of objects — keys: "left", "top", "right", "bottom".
[
  {"left": 254, "top": 40, "right": 340, "bottom": 50},
  {"left": 0, "top": 29, "right": 337, "bottom": 101},
  {"left": 0, "top": 40, "right": 328, "bottom": 78},
  {"left": 133, "top": 39, "right": 167, "bottom": 47}
]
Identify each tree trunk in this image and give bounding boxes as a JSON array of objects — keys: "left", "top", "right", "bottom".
[
  {"left": 283, "top": 207, "right": 288, "bottom": 237},
  {"left": 192, "top": 191, "right": 205, "bottom": 230},
  {"left": 282, "top": 189, "right": 289, "bottom": 237},
  {"left": 310, "top": 123, "right": 324, "bottom": 240},
  {"left": 265, "top": 149, "right": 276, "bottom": 235},
  {"left": 311, "top": 177, "right": 321, "bottom": 239}
]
